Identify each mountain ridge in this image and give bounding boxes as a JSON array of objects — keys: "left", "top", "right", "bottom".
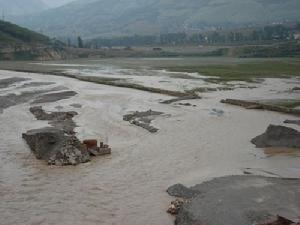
[
  {"left": 12, "top": 0, "right": 300, "bottom": 38},
  {"left": 0, "top": 0, "right": 47, "bottom": 16}
]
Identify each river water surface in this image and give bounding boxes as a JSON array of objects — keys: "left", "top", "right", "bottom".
[{"left": 0, "top": 62, "right": 300, "bottom": 225}]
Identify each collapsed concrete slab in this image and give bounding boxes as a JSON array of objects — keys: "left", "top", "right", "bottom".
[
  {"left": 123, "top": 109, "right": 164, "bottom": 133},
  {"left": 167, "top": 176, "right": 300, "bottom": 225}
]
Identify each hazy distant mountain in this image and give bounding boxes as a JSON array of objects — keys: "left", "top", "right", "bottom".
[
  {"left": 0, "top": 0, "right": 47, "bottom": 16},
  {"left": 13, "top": 0, "right": 300, "bottom": 38}
]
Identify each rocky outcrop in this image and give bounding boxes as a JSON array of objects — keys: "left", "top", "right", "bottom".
[
  {"left": 22, "top": 127, "right": 90, "bottom": 166},
  {"left": 251, "top": 125, "right": 300, "bottom": 148},
  {"left": 123, "top": 110, "right": 164, "bottom": 133},
  {"left": 167, "top": 176, "right": 300, "bottom": 225}
]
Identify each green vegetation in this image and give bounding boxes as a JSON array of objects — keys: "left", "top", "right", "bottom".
[
  {"left": 0, "top": 20, "right": 49, "bottom": 44},
  {"left": 166, "top": 60, "right": 300, "bottom": 82},
  {"left": 236, "top": 42, "right": 300, "bottom": 58}
]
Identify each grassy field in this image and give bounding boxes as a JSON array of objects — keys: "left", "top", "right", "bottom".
[{"left": 165, "top": 60, "right": 300, "bottom": 82}]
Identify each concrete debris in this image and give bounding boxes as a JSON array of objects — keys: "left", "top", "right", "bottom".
[
  {"left": 167, "top": 199, "right": 185, "bottom": 215},
  {"left": 22, "top": 127, "right": 90, "bottom": 166},
  {"left": 23, "top": 106, "right": 111, "bottom": 166},
  {"left": 123, "top": 109, "right": 163, "bottom": 133},
  {"left": 83, "top": 139, "right": 111, "bottom": 156}
]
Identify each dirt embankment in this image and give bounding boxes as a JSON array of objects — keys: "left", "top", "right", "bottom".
[{"left": 221, "top": 99, "right": 300, "bottom": 116}]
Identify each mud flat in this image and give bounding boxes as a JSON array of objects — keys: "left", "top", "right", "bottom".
[
  {"left": 0, "top": 77, "right": 30, "bottom": 88},
  {"left": 32, "top": 90, "right": 77, "bottom": 104},
  {"left": 167, "top": 176, "right": 300, "bottom": 225},
  {"left": 0, "top": 75, "right": 76, "bottom": 114}
]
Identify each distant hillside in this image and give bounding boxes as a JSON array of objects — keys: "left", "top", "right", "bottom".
[
  {"left": 0, "top": 20, "right": 50, "bottom": 44},
  {"left": 0, "top": 20, "right": 68, "bottom": 60},
  {"left": 12, "top": 0, "right": 300, "bottom": 38},
  {"left": 0, "top": 0, "right": 47, "bottom": 16}
]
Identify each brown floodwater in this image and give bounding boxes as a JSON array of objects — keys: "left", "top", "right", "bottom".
[
  {"left": 0, "top": 68, "right": 300, "bottom": 225},
  {"left": 264, "top": 147, "right": 300, "bottom": 156}
]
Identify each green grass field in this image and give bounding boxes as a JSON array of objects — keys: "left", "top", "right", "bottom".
[{"left": 166, "top": 60, "right": 300, "bottom": 82}]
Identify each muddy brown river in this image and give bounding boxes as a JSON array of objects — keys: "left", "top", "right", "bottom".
[{"left": 0, "top": 66, "right": 300, "bottom": 225}]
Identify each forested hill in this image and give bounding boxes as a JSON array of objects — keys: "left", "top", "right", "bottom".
[
  {"left": 13, "top": 0, "right": 300, "bottom": 38},
  {"left": 0, "top": 20, "right": 50, "bottom": 45},
  {"left": 0, "top": 20, "right": 67, "bottom": 61}
]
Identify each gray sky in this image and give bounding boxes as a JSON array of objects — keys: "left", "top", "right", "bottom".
[{"left": 42, "top": 0, "right": 75, "bottom": 7}]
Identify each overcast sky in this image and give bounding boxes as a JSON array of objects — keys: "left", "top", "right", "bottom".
[{"left": 42, "top": 0, "right": 75, "bottom": 8}]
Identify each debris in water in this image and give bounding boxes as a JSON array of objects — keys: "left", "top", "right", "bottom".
[
  {"left": 83, "top": 139, "right": 111, "bottom": 156},
  {"left": 167, "top": 199, "right": 185, "bottom": 215},
  {"left": 123, "top": 109, "right": 164, "bottom": 133}
]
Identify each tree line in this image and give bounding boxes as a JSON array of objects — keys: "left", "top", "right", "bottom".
[{"left": 84, "top": 24, "right": 299, "bottom": 48}]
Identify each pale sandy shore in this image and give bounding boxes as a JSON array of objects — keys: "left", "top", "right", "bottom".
[{"left": 0, "top": 69, "right": 299, "bottom": 225}]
